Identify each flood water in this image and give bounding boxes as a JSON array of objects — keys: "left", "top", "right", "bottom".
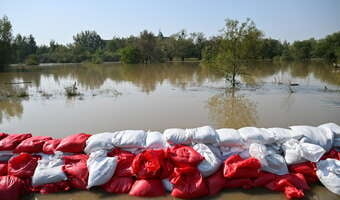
[{"left": 1, "top": 61, "right": 340, "bottom": 199}]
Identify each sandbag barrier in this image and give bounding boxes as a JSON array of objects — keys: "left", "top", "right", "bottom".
[{"left": 0, "top": 123, "right": 340, "bottom": 200}]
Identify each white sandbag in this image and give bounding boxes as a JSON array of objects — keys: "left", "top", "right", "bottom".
[
  {"left": 239, "top": 127, "right": 275, "bottom": 145},
  {"left": 84, "top": 132, "right": 116, "bottom": 154},
  {"left": 267, "top": 128, "right": 302, "bottom": 144},
  {"left": 206, "top": 144, "right": 223, "bottom": 161},
  {"left": 239, "top": 150, "right": 250, "bottom": 159},
  {"left": 249, "top": 143, "right": 288, "bottom": 175},
  {"left": 162, "top": 178, "right": 173, "bottom": 192},
  {"left": 145, "top": 131, "right": 166, "bottom": 149},
  {"left": 219, "top": 145, "right": 249, "bottom": 160},
  {"left": 319, "top": 123, "right": 340, "bottom": 138},
  {"left": 216, "top": 128, "right": 242, "bottom": 147},
  {"left": 187, "top": 126, "right": 218, "bottom": 144},
  {"left": 163, "top": 128, "right": 192, "bottom": 145},
  {"left": 111, "top": 130, "right": 146, "bottom": 148},
  {"left": 87, "top": 150, "right": 118, "bottom": 189},
  {"left": 290, "top": 125, "right": 334, "bottom": 151},
  {"left": 300, "top": 142, "right": 326, "bottom": 162},
  {"left": 334, "top": 138, "right": 340, "bottom": 147},
  {"left": 121, "top": 147, "right": 144, "bottom": 155},
  {"left": 32, "top": 153, "right": 67, "bottom": 186},
  {"left": 0, "top": 151, "right": 14, "bottom": 161},
  {"left": 193, "top": 143, "right": 221, "bottom": 177},
  {"left": 316, "top": 159, "right": 340, "bottom": 195},
  {"left": 282, "top": 139, "right": 306, "bottom": 165}
]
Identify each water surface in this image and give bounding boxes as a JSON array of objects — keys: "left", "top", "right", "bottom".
[{"left": 1, "top": 61, "right": 340, "bottom": 199}]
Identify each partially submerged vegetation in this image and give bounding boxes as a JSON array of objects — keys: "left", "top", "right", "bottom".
[{"left": 1, "top": 15, "right": 339, "bottom": 70}]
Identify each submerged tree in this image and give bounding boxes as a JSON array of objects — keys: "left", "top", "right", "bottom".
[{"left": 204, "top": 18, "right": 263, "bottom": 88}]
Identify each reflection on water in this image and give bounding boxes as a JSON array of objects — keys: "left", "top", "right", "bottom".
[
  {"left": 207, "top": 89, "right": 258, "bottom": 128},
  {"left": 0, "top": 61, "right": 339, "bottom": 136}
]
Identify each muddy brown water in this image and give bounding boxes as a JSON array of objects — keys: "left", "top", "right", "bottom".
[{"left": 1, "top": 61, "right": 340, "bottom": 199}]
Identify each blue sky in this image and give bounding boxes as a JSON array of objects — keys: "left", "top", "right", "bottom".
[{"left": 1, "top": 0, "right": 339, "bottom": 45}]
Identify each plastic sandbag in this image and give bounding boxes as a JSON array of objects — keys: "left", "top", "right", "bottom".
[
  {"left": 145, "top": 131, "right": 166, "bottom": 149},
  {"left": 171, "top": 167, "right": 209, "bottom": 198},
  {"left": 216, "top": 128, "right": 242, "bottom": 147},
  {"left": 0, "top": 163, "right": 8, "bottom": 175},
  {"left": 162, "top": 178, "right": 173, "bottom": 192},
  {"left": 163, "top": 128, "right": 192, "bottom": 145},
  {"left": 167, "top": 145, "right": 204, "bottom": 167},
  {"left": 193, "top": 143, "right": 221, "bottom": 177},
  {"left": 32, "top": 153, "right": 67, "bottom": 186},
  {"left": 299, "top": 142, "right": 326, "bottom": 162},
  {"left": 0, "top": 151, "right": 14, "bottom": 161},
  {"left": 0, "top": 132, "right": 8, "bottom": 140},
  {"left": 249, "top": 143, "right": 288, "bottom": 175},
  {"left": 223, "top": 154, "right": 261, "bottom": 179},
  {"left": 253, "top": 172, "right": 278, "bottom": 187},
  {"left": 87, "top": 150, "right": 118, "bottom": 188},
  {"left": 42, "top": 139, "right": 61, "bottom": 154},
  {"left": 267, "top": 128, "right": 301, "bottom": 144},
  {"left": 56, "top": 133, "right": 91, "bottom": 153},
  {"left": 290, "top": 125, "right": 334, "bottom": 151},
  {"left": 239, "top": 127, "right": 275, "bottom": 145},
  {"left": 206, "top": 168, "right": 225, "bottom": 195},
  {"left": 31, "top": 181, "right": 70, "bottom": 194},
  {"left": 186, "top": 126, "right": 218, "bottom": 144},
  {"left": 0, "top": 133, "right": 32, "bottom": 151},
  {"left": 132, "top": 149, "right": 164, "bottom": 179},
  {"left": 8, "top": 153, "right": 38, "bottom": 178},
  {"left": 129, "top": 179, "right": 165, "bottom": 197},
  {"left": 102, "top": 176, "right": 134, "bottom": 193},
  {"left": 62, "top": 154, "right": 89, "bottom": 189},
  {"left": 219, "top": 145, "right": 249, "bottom": 160},
  {"left": 206, "top": 144, "right": 223, "bottom": 161},
  {"left": 282, "top": 139, "right": 306, "bottom": 165},
  {"left": 111, "top": 130, "right": 147, "bottom": 148},
  {"left": 224, "top": 178, "right": 254, "bottom": 189},
  {"left": 108, "top": 148, "right": 135, "bottom": 177},
  {"left": 289, "top": 162, "right": 318, "bottom": 183},
  {"left": 316, "top": 158, "right": 340, "bottom": 195},
  {"left": 319, "top": 123, "right": 340, "bottom": 138},
  {"left": 14, "top": 136, "right": 52, "bottom": 153},
  {"left": 0, "top": 175, "right": 25, "bottom": 200},
  {"left": 84, "top": 132, "right": 116, "bottom": 154}
]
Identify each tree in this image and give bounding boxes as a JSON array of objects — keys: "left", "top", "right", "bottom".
[
  {"left": 138, "top": 30, "right": 161, "bottom": 63},
  {"left": 204, "top": 18, "right": 263, "bottom": 87},
  {"left": 259, "top": 38, "right": 283, "bottom": 59},
  {"left": 119, "top": 46, "right": 142, "bottom": 64},
  {"left": 73, "top": 30, "right": 104, "bottom": 53},
  {"left": 12, "top": 34, "right": 37, "bottom": 63},
  {"left": 0, "top": 15, "right": 13, "bottom": 70},
  {"left": 291, "top": 39, "right": 314, "bottom": 60}
]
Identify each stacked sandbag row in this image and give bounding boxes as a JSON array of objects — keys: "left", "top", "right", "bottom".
[{"left": 0, "top": 123, "right": 339, "bottom": 200}]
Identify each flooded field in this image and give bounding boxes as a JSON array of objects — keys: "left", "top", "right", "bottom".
[{"left": 1, "top": 61, "right": 340, "bottom": 199}]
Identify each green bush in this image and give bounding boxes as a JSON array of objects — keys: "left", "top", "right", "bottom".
[
  {"left": 24, "top": 54, "right": 39, "bottom": 65},
  {"left": 119, "top": 46, "right": 142, "bottom": 64}
]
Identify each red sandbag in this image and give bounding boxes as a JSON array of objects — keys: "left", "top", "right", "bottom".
[
  {"left": 0, "top": 175, "right": 25, "bottom": 200},
  {"left": 0, "top": 133, "right": 32, "bottom": 151},
  {"left": 42, "top": 139, "right": 61, "bottom": 154},
  {"left": 56, "top": 133, "right": 91, "bottom": 153},
  {"left": 206, "top": 168, "right": 225, "bottom": 195},
  {"left": 132, "top": 149, "right": 164, "bottom": 179},
  {"left": 14, "top": 136, "right": 52, "bottom": 153},
  {"left": 62, "top": 154, "right": 89, "bottom": 189},
  {"left": 8, "top": 153, "right": 38, "bottom": 178},
  {"left": 160, "top": 158, "right": 174, "bottom": 179},
  {"left": 108, "top": 148, "right": 135, "bottom": 177},
  {"left": 225, "top": 178, "right": 254, "bottom": 189},
  {"left": 223, "top": 154, "right": 261, "bottom": 179},
  {"left": 321, "top": 149, "right": 340, "bottom": 160},
  {"left": 167, "top": 145, "right": 204, "bottom": 167},
  {"left": 284, "top": 186, "right": 304, "bottom": 199},
  {"left": 171, "top": 167, "right": 209, "bottom": 198},
  {"left": 253, "top": 172, "right": 278, "bottom": 187},
  {"left": 0, "top": 132, "right": 8, "bottom": 140},
  {"left": 289, "top": 162, "right": 318, "bottom": 183},
  {"left": 0, "top": 163, "right": 8, "bottom": 175},
  {"left": 129, "top": 179, "right": 165, "bottom": 197},
  {"left": 31, "top": 181, "right": 71, "bottom": 194},
  {"left": 102, "top": 176, "right": 134, "bottom": 193}
]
